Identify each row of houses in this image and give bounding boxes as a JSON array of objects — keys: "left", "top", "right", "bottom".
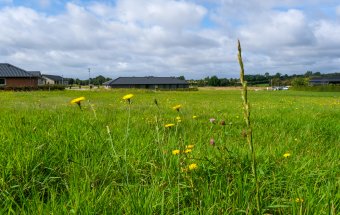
[
  {"left": 0, "top": 63, "right": 66, "bottom": 87},
  {"left": 0, "top": 63, "right": 189, "bottom": 89}
]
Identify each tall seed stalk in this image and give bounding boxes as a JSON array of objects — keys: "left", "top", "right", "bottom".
[{"left": 237, "top": 40, "right": 261, "bottom": 212}]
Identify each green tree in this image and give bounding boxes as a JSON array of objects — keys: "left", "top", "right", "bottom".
[
  {"left": 291, "top": 77, "right": 309, "bottom": 86},
  {"left": 304, "top": 71, "right": 313, "bottom": 77},
  {"left": 208, "top": 76, "right": 220, "bottom": 86}
]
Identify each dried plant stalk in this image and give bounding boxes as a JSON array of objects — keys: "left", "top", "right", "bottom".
[{"left": 237, "top": 40, "right": 261, "bottom": 212}]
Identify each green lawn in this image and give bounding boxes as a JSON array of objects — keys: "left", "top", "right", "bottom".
[{"left": 0, "top": 89, "right": 339, "bottom": 214}]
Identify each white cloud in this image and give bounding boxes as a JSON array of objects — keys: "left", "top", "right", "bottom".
[
  {"left": 239, "top": 9, "right": 315, "bottom": 49},
  {"left": 115, "top": 0, "right": 207, "bottom": 29}
]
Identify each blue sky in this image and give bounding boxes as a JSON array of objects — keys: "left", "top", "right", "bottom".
[{"left": 1, "top": 0, "right": 340, "bottom": 79}]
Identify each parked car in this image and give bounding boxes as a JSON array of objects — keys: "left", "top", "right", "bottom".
[{"left": 272, "top": 86, "right": 289, "bottom": 90}]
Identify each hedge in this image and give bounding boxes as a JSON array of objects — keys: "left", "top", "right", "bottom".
[{"left": 0, "top": 85, "right": 66, "bottom": 91}]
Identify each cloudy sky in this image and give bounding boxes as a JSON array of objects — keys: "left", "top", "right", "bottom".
[{"left": 1, "top": 0, "right": 340, "bottom": 79}]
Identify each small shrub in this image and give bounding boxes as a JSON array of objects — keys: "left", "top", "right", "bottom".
[{"left": 0, "top": 85, "right": 65, "bottom": 91}]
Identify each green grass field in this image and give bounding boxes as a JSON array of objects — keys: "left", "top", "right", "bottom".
[{"left": 0, "top": 89, "right": 339, "bottom": 214}]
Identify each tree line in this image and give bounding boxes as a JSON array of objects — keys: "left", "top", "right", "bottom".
[
  {"left": 187, "top": 71, "right": 340, "bottom": 87},
  {"left": 67, "top": 75, "right": 112, "bottom": 86}
]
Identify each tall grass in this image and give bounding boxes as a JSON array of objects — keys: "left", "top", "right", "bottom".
[
  {"left": 238, "top": 40, "right": 260, "bottom": 213},
  {"left": 0, "top": 89, "right": 339, "bottom": 214}
]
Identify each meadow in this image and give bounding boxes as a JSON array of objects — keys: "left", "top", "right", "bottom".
[{"left": 0, "top": 89, "right": 339, "bottom": 214}]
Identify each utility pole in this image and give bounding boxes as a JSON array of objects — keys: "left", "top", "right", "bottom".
[{"left": 88, "top": 68, "right": 91, "bottom": 87}]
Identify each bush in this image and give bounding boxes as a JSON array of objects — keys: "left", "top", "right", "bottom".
[
  {"left": 156, "top": 87, "right": 198, "bottom": 91},
  {"left": 0, "top": 85, "right": 65, "bottom": 91}
]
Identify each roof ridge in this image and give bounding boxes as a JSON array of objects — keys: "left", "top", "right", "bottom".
[{"left": 0, "top": 63, "right": 33, "bottom": 77}]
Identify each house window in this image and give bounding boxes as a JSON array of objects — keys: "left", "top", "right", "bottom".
[{"left": 0, "top": 78, "right": 5, "bottom": 86}]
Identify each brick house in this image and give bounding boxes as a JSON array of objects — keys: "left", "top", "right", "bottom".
[{"left": 0, "top": 63, "right": 39, "bottom": 87}]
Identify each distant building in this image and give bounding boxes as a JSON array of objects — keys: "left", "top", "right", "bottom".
[
  {"left": 309, "top": 77, "right": 340, "bottom": 85},
  {"left": 104, "top": 77, "right": 189, "bottom": 89},
  {"left": 28, "top": 71, "right": 44, "bottom": 85},
  {"left": 0, "top": 63, "right": 39, "bottom": 87},
  {"left": 42, "top": 74, "right": 68, "bottom": 85}
]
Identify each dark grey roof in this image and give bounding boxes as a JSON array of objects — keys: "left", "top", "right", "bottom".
[
  {"left": 310, "top": 77, "right": 340, "bottom": 82},
  {"left": 106, "top": 77, "right": 188, "bottom": 85},
  {"left": 103, "top": 80, "right": 112, "bottom": 85},
  {"left": 42, "top": 74, "right": 63, "bottom": 81},
  {"left": 28, "top": 71, "right": 41, "bottom": 77},
  {"left": 0, "top": 63, "right": 33, "bottom": 77}
]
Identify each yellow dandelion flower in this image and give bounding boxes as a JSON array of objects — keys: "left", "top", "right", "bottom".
[
  {"left": 186, "top": 144, "right": 194, "bottom": 149},
  {"left": 122, "top": 94, "right": 134, "bottom": 100},
  {"left": 192, "top": 115, "right": 197, "bottom": 119},
  {"left": 70, "top": 96, "right": 85, "bottom": 104},
  {"left": 295, "top": 198, "right": 304, "bottom": 203},
  {"left": 188, "top": 163, "right": 198, "bottom": 170},
  {"left": 184, "top": 149, "right": 192, "bottom": 153},
  {"left": 173, "top": 104, "right": 181, "bottom": 111},
  {"left": 283, "top": 153, "right": 291, "bottom": 158},
  {"left": 176, "top": 116, "right": 181, "bottom": 120},
  {"left": 172, "top": 150, "right": 180, "bottom": 155},
  {"left": 165, "top": 123, "right": 175, "bottom": 128}
]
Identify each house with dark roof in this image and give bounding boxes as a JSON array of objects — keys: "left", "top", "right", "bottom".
[
  {"left": 309, "top": 77, "right": 340, "bottom": 85},
  {"left": 42, "top": 74, "right": 67, "bottom": 85},
  {"left": 104, "top": 77, "right": 189, "bottom": 89},
  {"left": 28, "top": 71, "right": 45, "bottom": 85},
  {"left": 0, "top": 63, "right": 39, "bottom": 87}
]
